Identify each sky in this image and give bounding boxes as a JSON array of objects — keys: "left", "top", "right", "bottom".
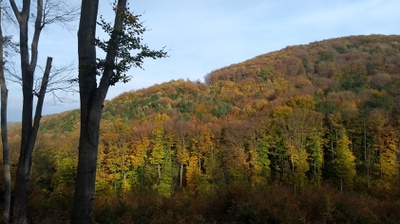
[{"left": 5, "top": 0, "right": 400, "bottom": 122}]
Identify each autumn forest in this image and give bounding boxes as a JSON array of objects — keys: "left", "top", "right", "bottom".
[{"left": 3, "top": 34, "right": 400, "bottom": 223}]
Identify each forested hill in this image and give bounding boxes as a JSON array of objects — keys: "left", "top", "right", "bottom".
[
  {"left": 102, "top": 35, "right": 400, "bottom": 120},
  {"left": 6, "top": 34, "right": 400, "bottom": 223},
  {"left": 207, "top": 34, "right": 400, "bottom": 85}
]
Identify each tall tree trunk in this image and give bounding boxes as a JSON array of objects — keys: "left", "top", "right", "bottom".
[
  {"left": 363, "top": 119, "right": 371, "bottom": 189},
  {"left": 9, "top": 0, "right": 49, "bottom": 223},
  {"left": 72, "top": 0, "right": 166, "bottom": 221},
  {"left": 0, "top": 5, "right": 11, "bottom": 222},
  {"left": 72, "top": 0, "right": 126, "bottom": 223},
  {"left": 72, "top": 115, "right": 102, "bottom": 223},
  {"left": 11, "top": 0, "right": 32, "bottom": 221},
  {"left": 13, "top": 57, "right": 52, "bottom": 224},
  {"left": 71, "top": 0, "right": 99, "bottom": 222},
  {"left": 180, "top": 163, "right": 184, "bottom": 187}
]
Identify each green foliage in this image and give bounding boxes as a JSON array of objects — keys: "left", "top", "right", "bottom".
[
  {"left": 307, "top": 132, "right": 325, "bottom": 184},
  {"left": 255, "top": 139, "right": 271, "bottom": 183},
  {"left": 211, "top": 101, "right": 232, "bottom": 117},
  {"left": 317, "top": 51, "right": 334, "bottom": 62},
  {"left": 340, "top": 72, "right": 368, "bottom": 93},
  {"left": 316, "top": 100, "right": 338, "bottom": 116},
  {"left": 361, "top": 92, "right": 395, "bottom": 115},
  {"left": 332, "top": 130, "right": 356, "bottom": 188},
  {"left": 94, "top": 4, "right": 168, "bottom": 85}
]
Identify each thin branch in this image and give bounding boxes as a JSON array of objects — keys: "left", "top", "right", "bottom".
[
  {"left": 4, "top": 60, "right": 21, "bottom": 84},
  {"left": 28, "top": 0, "right": 43, "bottom": 73},
  {"left": 42, "top": 0, "right": 80, "bottom": 31},
  {"left": 8, "top": 0, "right": 20, "bottom": 22},
  {"left": 1, "top": 2, "right": 18, "bottom": 26},
  {"left": 33, "top": 61, "right": 78, "bottom": 99}
]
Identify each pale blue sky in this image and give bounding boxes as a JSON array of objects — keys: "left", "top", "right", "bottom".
[{"left": 6, "top": 0, "right": 400, "bottom": 122}]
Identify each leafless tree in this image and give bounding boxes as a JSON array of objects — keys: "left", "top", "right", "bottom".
[
  {"left": 10, "top": 62, "right": 78, "bottom": 103},
  {"left": 7, "top": 0, "right": 78, "bottom": 223},
  {"left": 0, "top": 2, "right": 11, "bottom": 223}
]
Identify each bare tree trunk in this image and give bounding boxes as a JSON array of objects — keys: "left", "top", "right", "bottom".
[
  {"left": 0, "top": 93, "right": 11, "bottom": 224},
  {"left": 72, "top": 117, "right": 102, "bottom": 223},
  {"left": 0, "top": 5, "right": 11, "bottom": 222},
  {"left": 7, "top": 0, "right": 77, "bottom": 222},
  {"left": 71, "top": 0, "right": 100, "bottom": 222},
  {"left": 72, "top": 0, "right": 166, "bottom": 221},
  {"left": 10, "top": 1, "right": 32, "bottom": 223},
  {"left": 363, "top": 119, "right": 371, "bottom": 189},
  {"left": 72, "top": 0, "right": 127, "bottom": 223},
  {"left": 180, "top": 163, "right": 184, "bottom": 187},
  {"left": 8, "top": 0, "right": 53, "bottom": 223},
  {"left": 0, "top": 83, "right": 11, "bottom": 224},
  {"left": 13, "top": 57, "right": 52, "bottom": 224}
]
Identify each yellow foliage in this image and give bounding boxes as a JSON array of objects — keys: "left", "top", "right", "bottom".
[
  {"left": 333, "top": 130, "right": 356, "bottom": 187},
  {"left": 273, "top": 77, "right": 290, "bottom": 90},
  {"left": 186, "top": 156, "right": 202, "bottom": 191},
  {"left": 293, "top": 149, "right": 310, "bottom": 174},
  {"left": 130, "top": 136, "right": 150, "bottom": 168},
  {"left": 373, "top": 127, "right": 399, "bottom": 197},
  {"left": 273, "top": 106, "right": 293, "bottom": 119},
  {"left": 287, "top": 95, "right": 315, "bottom": 110},
  {"left": 155, "top": 113, "right": 171, "bottom": 122}
]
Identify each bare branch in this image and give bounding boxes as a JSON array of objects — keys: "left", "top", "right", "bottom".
[
  {"left": 28, "top": 0, "right": 44, "bottom": 73},
  {"left": 8, "top": 0, "right": 21, "bottom": 22},
  {"left": 4, "top": 60, "right": 21, "bottom": 85},
  {"left": 46, "top": 64, "right": 77, "bottom": 92},
  {"left": 8, "top": 58, "right": 78, "bottom": 104},
  {"left": 41, "top": 0, "right": 80, "bottom": 30},
  {"left": 33, "top": 62, "right": 78, "bottom": 103},
  {"left": 1, "top": 2, "right": 18, "bottom": 26}
]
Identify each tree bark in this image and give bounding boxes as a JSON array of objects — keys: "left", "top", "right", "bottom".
[
  {"left": 10, "top": 1, "right": 32, "bottom": 223},
  {"left": 10, "top": 1, "right": 51, "bottom": 223},
  {"left": 72, "top": 0, "right": 127, "bottom": 223},
  {"left": 8, "top": 0, "right": 73, "bottom": 222},
  {"left": 13, "top": 57, "right": 52, "bottom": 224},
  {"left": 71, "top": 0, "right": 99, "bottom": 222},
  {"left": 0, "top": 4, "right": 11, "bottom": 222}
]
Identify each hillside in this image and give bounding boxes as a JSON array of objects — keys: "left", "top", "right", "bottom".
[
  {"left": 207, "top": 35, "right": 400, "bottom": 85},
  {"left": 4, "top": 34, "right": 400, "bottom": 223},
  {"left": 100, "top": 35, "right": 400, "bottom": 119}
]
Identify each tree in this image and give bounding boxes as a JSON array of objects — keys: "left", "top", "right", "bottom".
[
  {"left": 372, "top": 124, "right": 399, "bottom": 197},
  {"left": 332, "top": 129, "right": 356, "bottom": 191},
  {"left": 96, "top": 118, "right": 132, "bottom": 196},
  {"left": 0, "top": 3, "right": 11, "bottom": 222},
  {"left": 148, "top": 114, "right": 174, "bottom": 196},
  {"left": 272, "top": 100, "right": 322, "bottom": 191},
  {"left": 8, "top": 0, "right": 77, "bottom": 222},
  {"left": 360, "top": 93, "right": 395, "bottom": 188},
  {"left": 173, "top": 121, "right": 190, "bottom": 187},
  {"left": 186, "top": 154, "right": 203, "bottom": 192},
  {"left": 72, "top": 1, "right": 167, "bottom": 223},
  {"left": 307, "top": 131, "right": 324, "bottom": 184}
]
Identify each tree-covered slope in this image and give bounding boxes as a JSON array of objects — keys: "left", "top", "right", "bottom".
[
  {"left": 37, "top": 34, "right": 400, "bottom": 195},
  {"left": 206, "top": 34, "right": 400, "bottom": 88},
  {"left": 4, "top": 34, "right": 400, "bottom": 223}
]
